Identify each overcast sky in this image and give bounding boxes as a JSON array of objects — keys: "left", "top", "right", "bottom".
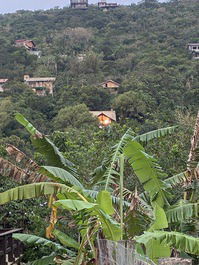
[{"left": 0, "top": 0, "right": 167, "bottom": 14}]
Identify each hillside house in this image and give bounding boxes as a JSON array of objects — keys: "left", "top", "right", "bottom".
[
  {"left": 0, "top": 79, "right": 8, "bottom": 92},
  {"left": 70, "top": 0, "right": 88, "bottom": 9},
  {"left": 24, "top": 75, "right": 56, "bottom": 96},
  {"left": 98, "top": 2, "right": 118, "bottom": 10},
  {"left": 100, "top": 80, "right": 120, "bottom": 94},
  {"left": 90, "top": 110, "right": 116, "bottom": 127},
  {"left": 188, "top": 43, "right": 199, "bottom": 59},
  {"left": 15, "top": 40, "right": 36, "bottom": 51},
  {"left": 77, "top": 53, "right": 86, "bottom": 62},
  {"left": 15, "top": 40, "right": 41, "bottom": 57}
]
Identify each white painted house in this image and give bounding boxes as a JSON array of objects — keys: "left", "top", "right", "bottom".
[{"left": 188, "top": 43, "right": 199, "bottom": 59}]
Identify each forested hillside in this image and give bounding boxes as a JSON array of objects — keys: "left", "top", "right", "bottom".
[
  {"left": 0, "top": 0, "right": 198, "bottom": 179},
  {"left": 0, "top": 0, "right": 198, "bottom": 177}
]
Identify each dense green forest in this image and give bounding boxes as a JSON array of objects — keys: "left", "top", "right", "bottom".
[
  {"left": 0, "top": 0, "right": 199, "bottom": 264},
  {"left": 0, "top": 0, "right": 198, "bottom": 170}
]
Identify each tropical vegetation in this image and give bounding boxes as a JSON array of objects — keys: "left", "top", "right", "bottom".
[
  {"left": 0, "top": 0, "right": 199, "bottom": 264},
  {"left": 0, "top": 113, "right": 198, "bottom": 264}
]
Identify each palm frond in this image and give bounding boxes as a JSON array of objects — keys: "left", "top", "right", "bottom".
[
  {"left": 134, "top": 126, "right": 177, "bottom": 143},
  {"left": 81, "top": 189, "right": 131, "bottom": 207},
  {"left": 135, "top": 231, "right": 199, "bottom": 256},
  {"left": 166, "top": 200, "right": 199, "bottom": 223},
  {"left": 165, "top": 172, "right": 187, "bottom": 186},
  {"left": 0, "top": 182, "right": 73, "bottom": 205}
]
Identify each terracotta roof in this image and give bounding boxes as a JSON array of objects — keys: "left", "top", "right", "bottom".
[
  {"left": 25, "top": 77, "right": 56, "bottom": 82},
  {"left": 15, "top": 40, "right": 36, "bottom": 48},
  {"left": 90, "top": 110, "right": 116, "bottom": 121},
  {"left": 15, "top": 39, "right": 27, "bottom": 43},
  {"left": 15, "top": 39, "right": 34, "bottom": 43},
  {"left": 100, "top": 80, "right": 120, "bottom": 86},
  {"left": 0, "top": 79, "right": 8, "bottom": 83}
]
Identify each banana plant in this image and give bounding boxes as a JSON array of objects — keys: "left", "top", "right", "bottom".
[
  {"left": 91, "top": 112, "right": 199, "bottom": 262},
  {"left": 1, "top": 113, "right": 198, "bottom": 264}
]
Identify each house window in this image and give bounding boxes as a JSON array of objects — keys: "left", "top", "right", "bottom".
[{"left": 193, "top": 46, "right": 197, "bottom": 50}]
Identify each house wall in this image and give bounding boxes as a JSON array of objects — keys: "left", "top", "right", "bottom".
[
  {"left": 98, "top": 114, "right": 112, "bottom": 126},
  {"left": 26, "top": 41, "right": 35, "bottom": 49},
  {"left": 26, "top": 81, "right": 54, "bottom": 95},
  {"left": 0, "top": 84, "right": 4, "bottom": 92},
  {"left": 32, "top": 88, "right": 46, "bottom": 96},
  {"left": 188, "top": 45, "right": 199, "bottom": 52},
  {"left": 15, "top": 42, "right": 24, "bottom": 48}
]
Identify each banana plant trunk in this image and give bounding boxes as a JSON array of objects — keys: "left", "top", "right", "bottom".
[{"left": 186, "top": 111, "right": 199, "bottom": 183}]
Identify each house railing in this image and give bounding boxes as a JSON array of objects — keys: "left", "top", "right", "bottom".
[{"left": 0, "top": 228, "right": 23, "bottom": 265}]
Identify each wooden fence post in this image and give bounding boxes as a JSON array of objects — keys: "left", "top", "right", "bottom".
[{"left": 158, "top": 258, "right": 192, "bottom": 265}]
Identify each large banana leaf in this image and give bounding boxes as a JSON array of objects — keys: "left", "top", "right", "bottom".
[
  {"left": 135, "top": 231, "right": 199, "bottom": 256},
  {"left": 133, "top": 126, "right": 177, "bottom": 143},
  {"left": 124, "top": 140, "right": 169, "bottom": 208},
  {"left": 15, "top": 113, "right": 77, "bottom": 176},
  {"left": 32, "top": 137, "right": 77, "bottom": 176},
  {"left": 166, "top": 201, "right": 199, "bottom": 223},
  {"left": 13, "top": 233, "right": 66, "bottom": 252},
  {"left": 104, "top": 129, "right": 133, "bottom": 190},
  {"left": 97, "top": 209, "right": 121, "bottom": 241},
  {"left": 145, "top": 239, "right": 171, "bottom": 263},
  {"left": 149, "top": 203, "right": 168, "bottom": 231},
  {"left": 28, "top": 254, "right": 56, "bottom": 265},
  {"left": 85, "top": 189, "right": 131, "bottom": 207},
  {"left": 96, "top": 190, "right": 114, "bottom": 215},
  {"left": 96, "top": 126, "right": 176, "bottom": 190},
  {"left": 54, "top": 198, "right": 121, "bottom": 241},
  {"left": 54, "top": 199, "right": 97, "bottom": 211},
  {"left": 0, "top": 157, "right": 44, "bottom": 183},
  {"left": 53, "top": 229, "right": 79, "bottom": 249},
  {"left": 40, "top": 166, "right": 84, "bottom": 189},
  {"left": 15, "top": 113, "right": 40, "bottom": 135},
  {"left": 0, "top": 182, "right": 72, "bottom": 205},
  {"left": 165, "top": 172, "right": 187, "bottom": 186}
]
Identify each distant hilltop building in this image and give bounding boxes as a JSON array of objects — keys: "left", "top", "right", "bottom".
[
  {"left": 70, "top": 0, "right": 88, "bottom": 9},
  {"left": 187, "top": 43, "right": 199, "bottom": 59},
  {"left": 90, "top": 110, "right": 116, "bottom": 127},
  {"left": 0, "top": 79, "right": 8, "bottom": 92},
  {"left": 24, "top": 75, "right": 56, "bottom": 96},
  {"left": 98, "top": 1, "right": 118, "bottom": 10}
]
